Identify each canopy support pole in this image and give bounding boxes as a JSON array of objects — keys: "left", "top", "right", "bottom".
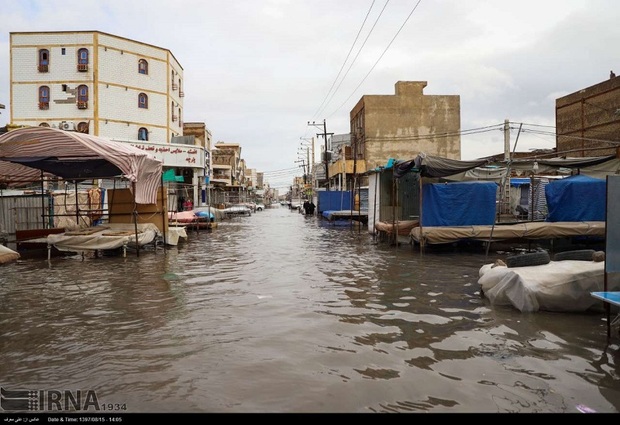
[
  {"left": 160, "top": 173, "right": 167, "bottom": 250},
  {"left": 133, "top": 182, "right": 140, "bottom": 257}
]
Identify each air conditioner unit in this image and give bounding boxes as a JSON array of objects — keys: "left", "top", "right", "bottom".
[{"left": 59, "top": 121, "right": 75, "bottom": 131}]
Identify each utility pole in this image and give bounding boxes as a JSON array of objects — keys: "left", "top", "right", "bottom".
[
  {"left": 504, "top": 119, "right": 510, "bottom": 161},
  {"left": 308, "top": 119, "right": 333, "bottom": 190},
  {"left": 305, "top": 147, "right": 310, "bottom": 186},
  {"left": 502, "top": 119, "right": 511, "bottom": 217},
  {"left": 311, "top": 137, "right": 315, "bottom": 183}
]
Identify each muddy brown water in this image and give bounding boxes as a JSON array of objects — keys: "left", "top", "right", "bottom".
[{"left": 0, "top": 205, "right": 618, "bottom": 413}]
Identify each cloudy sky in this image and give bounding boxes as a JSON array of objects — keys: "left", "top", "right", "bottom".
[{"left": 0, "top": 0, "right": 619, "bottom": 189}]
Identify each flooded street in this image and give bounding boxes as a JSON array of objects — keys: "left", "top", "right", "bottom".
[{"left": 1, "top": 205, "right": 619, "bottom": 414}]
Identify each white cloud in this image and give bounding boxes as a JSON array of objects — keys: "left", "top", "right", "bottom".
[{"left": 0, "top": 0, "right": 619, "bottom": 186}]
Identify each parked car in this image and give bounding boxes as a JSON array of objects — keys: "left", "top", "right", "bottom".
[
  {"left": 223, "top": 204, "right": 252, "bottom": 217},
  {"left": 256, "top": 203, "right": 265, "bottom": 211}
]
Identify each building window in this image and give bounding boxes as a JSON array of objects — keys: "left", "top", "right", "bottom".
[
  {"left": 138, "top": 127, "right": 149, "bottom": 141},
  {"left": 77, "top": 48, "right": 89, "bottom": 71},
  {"left": 38, "top": 49, "right": 49, "bottom": 72},
  {"left": 138, "top": 93, "right": 148, "bottom": 109},
  {"left": 39, "top": 122, "right": 50, "bottom": 127},
  {"left": 171, "top": 101, "right": 177, "bottom": 121},
  {"left": 38, "top": 86, "right": 50, "bottom": 109},
  {"left": 138, "top": 59, "right": 148, "bottom": 75},
  {"left": 179, "top": 78, "right": 184, "bottom": 97},
  {"left": 77, "top": 85, "right": 88, "bottom": 109}
]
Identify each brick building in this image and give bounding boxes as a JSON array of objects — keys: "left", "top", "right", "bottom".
[{"left": 556, "top": 73, "right": 620, "bottom": 158}]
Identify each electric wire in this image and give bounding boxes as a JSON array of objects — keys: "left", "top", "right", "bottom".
[
  {"left": 327, "top": 0, "right": 423, "bottom": 119},
  {"left": 310, "top": 0, "right": 377, "bottom": 121},
  {"left": 314, "top": 0, "right": 390, "bottom": 120}
]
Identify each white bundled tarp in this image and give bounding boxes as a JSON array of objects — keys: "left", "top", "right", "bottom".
[
  {"left": 46, "top": 223, "right": 160, "bottom": 253},
  {"left": 0, "top": 245, "right": 20, "bottom": 264},
  {"left": 478, "top": 260, "right": 614, "bottom": 312}
]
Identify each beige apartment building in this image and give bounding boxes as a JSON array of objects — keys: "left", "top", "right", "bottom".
[
  {"left": 9, "top": 30, "right": 211, "bottom": 209},
  {"left": 211, "top": 142, "right": 248, "bottom": 205}
]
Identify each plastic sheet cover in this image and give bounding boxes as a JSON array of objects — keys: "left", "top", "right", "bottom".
[
  {"left": 421, "top": 181, "right": 497, "bottom": 226},
  {"left": 478, "top": 260, "right": 614, "bottom": 312},
  {"left": 545, "top": 175, "right": 606, "bottom": 222}
]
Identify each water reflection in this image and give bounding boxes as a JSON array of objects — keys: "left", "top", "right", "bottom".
[{"left": 0, "top": 206, "right": 618, "bottom": 413}]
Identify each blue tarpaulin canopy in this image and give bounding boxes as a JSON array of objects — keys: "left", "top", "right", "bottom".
[
  {"left": 545, "top": 175, "right": 606, "bottom": 222},
  {"left": 422, "top": 181, "right": 497, "bottom": 226},
  {"left": 510, "top": 178, "right": 531, "bottom": 187}
]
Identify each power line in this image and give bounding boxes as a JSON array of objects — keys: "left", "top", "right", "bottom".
[
  {"left": 261, "top": 166, "right": 300, "bottom": 175},
  {"left": 327, "top": 0, "right": 423, "bottom": 119},
  {"left": 314, "top": 0, "right": 389, "bottom": 120},
  {"left": 522, "top": 128, "right": 620, "bottom": 146},
  {"left": 311, "top": 0, "right": 377, "bottom": 121},
  {"left": 366, "top": 123, "right": 504, "bottom": 141}
]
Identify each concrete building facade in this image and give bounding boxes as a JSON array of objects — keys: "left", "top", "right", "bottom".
[{"left": 350, "top": 81, "right": 461, "bottom": 171}]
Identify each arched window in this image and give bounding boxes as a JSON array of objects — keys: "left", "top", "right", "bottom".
[
  {"left": 38, "top": 49, "right": 49, "bottom": 72},
  {"left": 138, "top": 127, "right": 149, "bottom": 141},
  {"left": 77, "top": 48, "right": 89, "bottom": 71},
  {"left": 77, "top": 85, "right": 88, "bottom": 109},
  {"left": 138, "top": 59, "right": 148, "bottom": 75},
  {"left": 77, "top": 85, "right": 88, "bottom": 102},
  {"left": 39, "top": 86, "right": 50, "bottom": 109},
  {"left": 78, "top": 48, "right": 89, "bottom": 64},
  {"left": 138, "top": 93, "right": 148, "bottom": 109},
  {"left": 39, "top": 122, "right": 50, "bottom": 127},
  {"left": 171, "top": 101, "right": 176, "bottom": 121}
]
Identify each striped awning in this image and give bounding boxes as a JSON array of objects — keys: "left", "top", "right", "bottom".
[{"left": 0, "top": 126, "right": 162, "bottom": 204}]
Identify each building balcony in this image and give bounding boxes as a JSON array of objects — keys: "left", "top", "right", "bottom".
[
  {"left": 77, "top": 64, "right": 88, "bottom": 72},
  {"left": 77, "top": 101, "right": 88, "bottom": 109},
  {"left": 38, "top": 64, "right": 49, "bottom": 73},
  {"left": 212, "top": 173, "right": 231, "bottom": 180},
  {"left": 328, "top": 158, "right": 367, "bottom": 179},
  {"left": 211, "top": 176, "right": 232, "bottom": 185},
  {"left": 38, "top": 102, "right": 49, "bottom": 110}
]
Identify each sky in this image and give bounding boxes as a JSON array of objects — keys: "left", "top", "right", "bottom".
[{"left": 1, "top": 0, "right": 619, "bottom": 190}]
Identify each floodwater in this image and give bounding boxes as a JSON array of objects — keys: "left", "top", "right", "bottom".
[{"left": 0, "top": 205, "right": 619, "bottom": 414}]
